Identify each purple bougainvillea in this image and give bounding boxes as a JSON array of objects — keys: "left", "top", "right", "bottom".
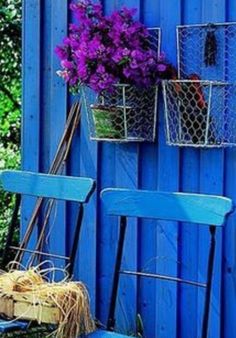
[{"left": 55, "top": 0, "right": 175, "bottom": 93}]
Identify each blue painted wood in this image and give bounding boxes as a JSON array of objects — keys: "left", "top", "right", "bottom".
[
  {"left": 198, "top": 2, "right": 226, "bottom": 337},
  {"left": 101, "top": 189, "right": 232, "bottom": 226},
  {"left": 21, "top": 0, "right": 41, "bottom": 263},
  {"left": 157, "top": 1, "right": 181, "bottom": 336},
  {"left": 179, "top": 2, "right": 202, "bottom": 336},
  {"left": 78, "top": 52, "right": 98, "bottom": 315},
  {"left": 22, "top": 0, "right": 236, "bottom": 337},
  {"left": 85, "top": 330, "right": 130, "bottom": 338},
  {"left": 96, "top": 1, "right": 120, "bottom": 326},
  {"left": 77, "top": 109, "right": 97, "bottom": 313},
  {"left": 48, "top": 0, "right": 68, "bottom": 274},
  {"left": 223, "top": 3, "right": 236, "bottom": 338},
  {"left": 0, "top": 170, "right": 95, "bottom": 203},
  {"left": 38, "top": 0, "right": 54, "bottom": 270},
  {"left": 114, "top": 146, "right": 138, "bottom": 333},
  {"left": 138, "top": 3, "right": 160, "bottom": 336},
  {"left": 113, "top": 1, "right": 139, "bottom": 334},
  {"left": 66, "top": 3, "right": 82, "bottom": 287},
  {"left": 0, "top": 320, "right": 28, "bottom": 333}
]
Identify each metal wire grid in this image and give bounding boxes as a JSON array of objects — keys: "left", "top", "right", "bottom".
[
  {"left": 83, "top": 84, "right": 158, "bottom": 142},
  {"left": 148, "top": 27, "right": 161, "bottom": 60},
  {"left": 161, "top": 22, "right": 236, "bottom": 147},
  {"left": 163, "top": 80, "right": 236, "bottom": 147},
  {"left": 177, "top": 22, "right": 236, "bottom": 81},
  {"left": 83, "top": 27, "right": 160, "bottom": 142}
]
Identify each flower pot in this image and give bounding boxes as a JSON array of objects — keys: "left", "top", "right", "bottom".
[
  {"left": 83, "top": 85, "right": 158, "bottom": 142},
  {"left": 90, "top": 104, "right": 124, "bottom": 139}
]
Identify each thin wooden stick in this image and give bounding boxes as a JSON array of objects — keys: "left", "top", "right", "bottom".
[
  {"left": 13, "top": 102, "right": 80, "bottom": 266},
  {"left": 10, "top": 246, "right": 70, "bottom": 260},
  {"left": 29, "top": 102, "right": 82, "bottom": 266}
]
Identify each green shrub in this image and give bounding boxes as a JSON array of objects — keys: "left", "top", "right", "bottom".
[{"left": 0, "top": 0, "right": 21, "bottom": 251}]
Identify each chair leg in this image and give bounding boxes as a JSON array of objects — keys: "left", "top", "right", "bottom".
[
  {"left": 67, "top": 204, "right": 84, "bottom": 278},
  {"left": 107, "top": 216, "right": 127, "bottom": 331},
  {"left": 201, "top": 226, "right": 216, "bottom": 338}
]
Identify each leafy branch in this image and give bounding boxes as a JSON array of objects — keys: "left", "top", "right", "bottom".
[{"left": 0, "top": 85, "right": 21, "bottom": 110}]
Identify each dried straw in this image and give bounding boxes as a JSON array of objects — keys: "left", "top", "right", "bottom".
[{"left": 0, "top": 265, "right": 95, "bottom": 338}]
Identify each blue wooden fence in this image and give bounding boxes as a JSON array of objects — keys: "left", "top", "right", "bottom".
[{"left": 22, "top": 0, "right": 236, "bottom": 337}]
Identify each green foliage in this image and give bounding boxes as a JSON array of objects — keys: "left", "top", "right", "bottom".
[
  {"left": 0, "top": 0, "right": 21, "bottom": 86},
  {"left": 0, "top": 0, "right": 21, "bottom": 251}
]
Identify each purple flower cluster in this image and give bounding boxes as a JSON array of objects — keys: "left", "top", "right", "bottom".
[{"left": 55, "top": 0, "right": 174, "bottom": 93}]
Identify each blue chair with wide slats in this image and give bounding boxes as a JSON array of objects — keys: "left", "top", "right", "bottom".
[
  {"left": 0, "top": 170, "right": 95, "bottom": 336},
  {"left": 99, "top": 188, "right": 233, "bottom": 338}
]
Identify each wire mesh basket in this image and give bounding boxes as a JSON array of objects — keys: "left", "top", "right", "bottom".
[
  {"left": 177, "top": 22, "right": 236, "bottom": 81},
  {"left": 163, "top": 80, "right": 236, "bottom": 147},
  {"left": 147, "top": 27, "right": 161, "bottom": 59},
  {"left": 82, "top": 84, "right": 158, "bottom": 142},
  {"left": 81, "top": 27, "right": 160, "bottom": 142}
]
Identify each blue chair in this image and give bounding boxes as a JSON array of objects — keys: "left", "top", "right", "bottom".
[
  {"left": 100, "top": 189, "right": 233, "bottom": 338},
  {"left": 0, "top": 170, "right": 95, "bottom": 335},
  {"left": 86, "top": 330, "right": 130, "bottom": 338},
  {"left": 0, "top": 320, "right": 28, "bottom": 333}
]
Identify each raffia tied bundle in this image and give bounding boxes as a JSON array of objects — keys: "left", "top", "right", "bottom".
[{"left": 0, "top": 269, "right": 95, "bottom": 337}]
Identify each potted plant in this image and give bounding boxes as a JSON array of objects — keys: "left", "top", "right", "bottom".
[{"left": 55, "top": 0, "right": 173, "bottom": 141}]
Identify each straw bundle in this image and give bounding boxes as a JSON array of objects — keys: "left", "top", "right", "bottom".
[{"left": 0, "top": 268, "right": 95, "bottom": 337}]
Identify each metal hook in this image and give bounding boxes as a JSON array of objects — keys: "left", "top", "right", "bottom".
[{"left": 207, "top": 23, "right": 216, "bottom": 31}]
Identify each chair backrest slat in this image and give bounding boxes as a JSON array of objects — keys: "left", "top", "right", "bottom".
[
  {"left": 101, "top": 189, "right": 233, "bottom": 226},
  {"left": 0, "top": 170, "right": 95, "bottom": 203}
]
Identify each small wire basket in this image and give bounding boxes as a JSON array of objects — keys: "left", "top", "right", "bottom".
[
  {"left": 162, "top": 80, "right": 236, "bottom": 147},
  {"left": 82, "top": 84, "right": 158, "bottom": 142}
]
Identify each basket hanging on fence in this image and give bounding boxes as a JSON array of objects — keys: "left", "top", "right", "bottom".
[
  {"left": 82, "top": 84, "right": 158, "bottom": 142},
  {"left": 163, "top": 80, "right": 236, "bottom": 147},
  {"left": 82, "top": 27, "right": 160, "bottom": 143},
  {"left": 162, "top": 22, "right": 236, "bottom": 148}
]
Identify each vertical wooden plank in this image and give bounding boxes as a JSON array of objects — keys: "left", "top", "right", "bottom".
[
  {"left": 223, "top": 151, "right": 236, "bottom": 338},
  {"left": 198, "top": 2, "right": 225, "bottom": 337},
  {"left": 40, "top": 0, "right": 52, "bottom": 174},
  {"left": 178, "top": 1, "right": 201, "bottom": 337},
  {"left": 96, "top": 0, "right": 117, "bottom": 321},
  {"left": 49, "top": 0, "right": 68, "bottom": 272},
  {"left": 137, "top": 1, "right": 159, "bottom": 336},
  {"left": 96, "top": 141, "right": 116, "bottom": 324},
  {"left": 113, "top": 0, "right": 139, "bottom": 334},
  {"left": 77, "top": 0, "right": 99, "bottom": 308},
  {"left": 74, "top": 111, "right": 97, "bottom": 315},
  {"left": 21, "top": 0, "right": 41, "bottom": 259},
  {"left": 78, "top": 112, "right": 97, "bottom": 314},
  {"left": 157, "top": 1, "right": 180, "bottom": 337},
  {"left": 115, "top": 146, "right": 138, "bottom": 334},
  {"left": 222, "top": 2, "right": 236, "bottom": 337}
]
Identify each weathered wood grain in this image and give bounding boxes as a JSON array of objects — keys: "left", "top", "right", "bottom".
[
  {"left": 21, "top": 0, "right": 41, "bottom": 265},
  {"left": 0, "top": 170, "right": 95, "bottom": 203},
  {"left": 22, "top": 0, "right": 236, "bottom": 337},
  {"left": 101, "top": 189, "right": 232, "bottom": 226}
]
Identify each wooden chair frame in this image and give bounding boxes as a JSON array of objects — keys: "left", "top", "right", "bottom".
[
  {"left": 101, "top": 189, "right": 233, "bottom": 338},
  {"left": 0, "top": 170, "right": 96, "bottom": 335}
]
